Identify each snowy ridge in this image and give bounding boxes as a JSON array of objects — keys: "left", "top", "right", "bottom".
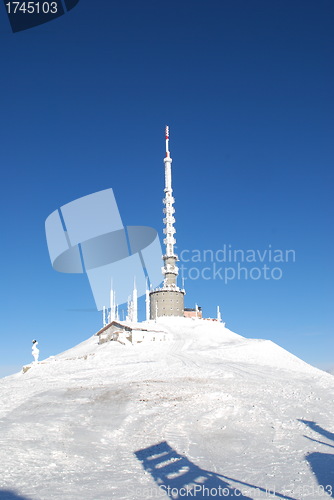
[
  {"left": 42, "top": 317, "right": 325, "bottom": 377},
  {"left": 0, "top": 318, "right": 333, "bottom": 499}
]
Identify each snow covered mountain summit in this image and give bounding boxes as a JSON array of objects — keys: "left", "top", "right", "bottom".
[{"left": 0, "top": 317, "right": 333, "bottom": 499}]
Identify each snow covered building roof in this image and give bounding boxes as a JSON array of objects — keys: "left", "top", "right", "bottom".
[{"left": 96, "top": 320, "right": 167, "bottom": 345}]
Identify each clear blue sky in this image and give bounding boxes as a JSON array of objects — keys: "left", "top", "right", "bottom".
[{"left": 0, "top": 0, "right": 333, "bottom": 377}]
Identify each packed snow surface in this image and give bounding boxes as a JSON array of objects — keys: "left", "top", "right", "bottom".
[{"left": 0, "top": 318, "right": 333, "bottom": 500}]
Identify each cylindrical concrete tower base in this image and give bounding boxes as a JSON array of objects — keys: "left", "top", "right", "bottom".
[{"left": 149, "top": 290, "right": 184, "bottom": 320}]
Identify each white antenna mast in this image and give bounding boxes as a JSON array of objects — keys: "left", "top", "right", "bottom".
[
  {"left": 146, "top": 278, "right": 150, "bottom": 321},
  {"left": 162, "top": 126, "right": 179, "bottom": 289},
  {"left": 109, "top": 279, "right": 116, "bottom": 323},
  {"left": 102, "top": 306, "right": 107, "bottom": 327},
  {"left": 132, "top": 277, "right": 138, "bottom": 323},
  {"left": 163, "top": 126, "right": 176, "bottom": 258}
]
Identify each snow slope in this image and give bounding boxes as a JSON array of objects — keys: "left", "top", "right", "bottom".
[{"left": 0, "top": 318, "right": 333, "bottom": 500}]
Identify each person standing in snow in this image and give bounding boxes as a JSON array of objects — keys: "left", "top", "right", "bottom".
[{"left": 32, "top": 340, "right": 39, "bottom": 363}]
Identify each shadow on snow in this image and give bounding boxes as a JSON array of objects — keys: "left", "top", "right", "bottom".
[
  {"left": 135, "top": 441, "right": 297, "bottom": 499},
  {"left": 299, "top": 419, "right": 334, "bottom": 498},
  {"left": 299, "top": 420, "right": 334, "bottom": 443},
  {"left": 0, "top": 492, "right": 33, "bottom": 500}
]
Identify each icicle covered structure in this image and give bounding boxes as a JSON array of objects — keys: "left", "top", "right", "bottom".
[{"left": 149, "top": 126, "right": 185, "bottom": 319}]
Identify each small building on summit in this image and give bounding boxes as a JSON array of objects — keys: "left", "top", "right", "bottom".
[
  {"left": 184, "top": 306, "right": 203, "bottom": 319},
  {"left": 96, "top": 320, "right": 167, "bottom": 345}
]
